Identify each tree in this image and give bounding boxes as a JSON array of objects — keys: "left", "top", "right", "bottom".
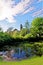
[
  {"left": 30, "top": 17, "right": 43, "bottom": 37},
  {"left": 0, "top": 27, "right": 3, "bottom": 32},
  {"left": 24, "top": 33, "right": 33, "bottom": 39},
  {"left": 20, "top": 28, "right": 29, "bottom": 36},
  {"left": 20, "top": 24, "right": 23, "bottom": 30},
  {"left": 24, "top": 20, "right": 30, "bottom": 29},
  {"left": 32, "top": 43, "right": 43, "bottom": 56},
  {"left": 13, "top": 31, "right": 19, "bottom": 38},
  {"left": 20, "top": 21, "right": 30, "bottom": 37}
]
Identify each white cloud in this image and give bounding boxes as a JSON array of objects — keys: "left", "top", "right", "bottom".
[
  {"left": 32, "top": 9, "right": 43, "bottom": 17},
  {"left": 0, "top": 0, "right": 15, "bottom": 22},
  {"left": 38, "top": 0, "right": 43, "bottom": 2},
  {"left": 0, "top": 0, "right": 33, "bottom": 23},
  {"left": 23, "top": 7, "right": 34, "bottom": 14},
  {"left": 12, "top": 0, "right": 33, "bottom": 15}
]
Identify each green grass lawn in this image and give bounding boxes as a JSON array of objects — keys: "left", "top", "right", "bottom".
[{"left": 0, "top": 56, "right": 43, "bottom": 65}]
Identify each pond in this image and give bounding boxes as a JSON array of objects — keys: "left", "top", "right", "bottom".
[
  {"left": 11, "top": 47, "right": 34, "bottom": 59},
  {"left": 0, "top": 47, "right": 34, "bottom": 60}
]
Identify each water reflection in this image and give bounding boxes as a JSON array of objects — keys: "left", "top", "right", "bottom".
[{"left": 0, "top": 47, "right": 34, "bottom": 59}]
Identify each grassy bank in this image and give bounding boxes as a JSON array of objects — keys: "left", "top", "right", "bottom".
[{"left": 0, "top": 56, "right": 43, "bottom": 65}]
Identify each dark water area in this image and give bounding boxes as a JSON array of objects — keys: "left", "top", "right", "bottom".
[
  {"left": 0, "top": 47, "right": 34, "bottom": 59},
  {"left": 10, "top": 48, "right": 34, "bottom": 59}
]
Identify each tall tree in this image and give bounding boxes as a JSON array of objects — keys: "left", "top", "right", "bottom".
[
  {"left": 20, "top": 28, "right": 29, "bottom": 36},
  {"left": 20, "top": 24, "right": 23, "bottom": 30},
  {"left": 20, "top": 20, "right": 30, "bottom": 36},
  {"left": 30, "top": 17, "right": 43, "bottom": 37},
  {"left": 24, "top": 20, "right": 29, "bottom": 29},
  {"left": 0, "top": 27, "right": 3, "bottom": 32}
]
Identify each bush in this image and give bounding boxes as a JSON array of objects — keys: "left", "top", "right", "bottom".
[
  {"left": 24, "top": 33, "right": 33, "bottom": 39},
  {"left": 32, "top": 42, "right": 43, "bottom": 56}
]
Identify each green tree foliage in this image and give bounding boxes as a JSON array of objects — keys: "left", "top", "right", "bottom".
[
  {"left": 30, "top": 17, "right": 43, "bottom": 37},
  {"left": 32, "top": 42, "right": 43, "bottom": 56},
  {"left": 24, "top": 33, "right": 33, "bottom": 39},
  {"left": 0, "top": 32, "right": 12, "bottom": 50},
  {"left": 20, "top": 20, "right": 30, "bottom": 37},
  {"left": 0, "top": 27, "right": 3, "bottom": 32},
  {"left": 20, "top": 28, "right": 29, "bottom": 36},
  {"left": 0, "top": 17, "right": 43, "bottom": 51},
  {"left": 12, "top": 31, "right": 20, "bottom": 38}
]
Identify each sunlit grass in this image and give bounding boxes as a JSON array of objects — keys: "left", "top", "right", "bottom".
[{"left": 0, "top": 56, "right": 43, "bottom": 65}]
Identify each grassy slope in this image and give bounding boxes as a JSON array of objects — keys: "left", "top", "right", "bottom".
[{"left": 0, "top": 56, "right": 43, "bottom": 65}]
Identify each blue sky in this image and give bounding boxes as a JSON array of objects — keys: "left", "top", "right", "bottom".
[{"left": 0, "top": 0, "right": 43, "bottom": 31}]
